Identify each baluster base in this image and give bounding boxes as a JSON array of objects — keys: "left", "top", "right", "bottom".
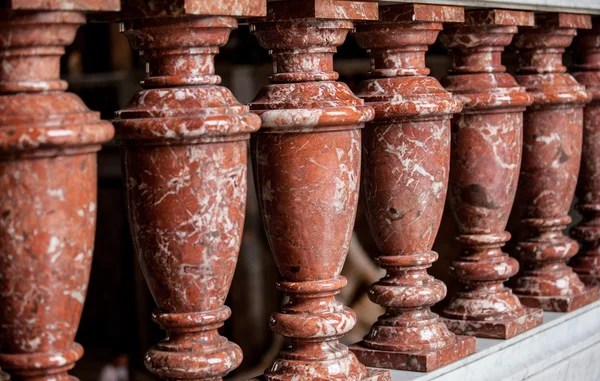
[
  {"left": 513, "top": 225, "right": 600, "bottom": 312},
  {"left": 350, "top": 335, "right": 475, "bottom": 373},
  {"left": 441, "top": 308, "right": 543, "bottom": 339},
  {"left": 516, "top": 286, "right": 599, "bottom": 312},
  {"left": 250, "top": 368, "right": 391, "bottom": 381}
]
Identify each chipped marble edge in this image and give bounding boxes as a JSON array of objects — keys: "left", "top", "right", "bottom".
[
  {"left": 387, "top": 298, "right": 600, "bottom": 380},
  {"left": 375, "top": 0, "right": 600, "bottom": 15}
]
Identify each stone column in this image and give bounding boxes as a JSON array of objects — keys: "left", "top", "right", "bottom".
[
  {"left": 248, "top": 1, "right": 389, "bottom": 380},
  {"left": 511, "top": 13, "right": 599, "bottom": 312},
  {"left": 0, "top": 1, "right": 117, "bottom": 379},
  {"left": 347, "top": 4, "right": 475, "bottom": 372},
  {"left": 571, "top": 17, "right": 600, "bottom": 287},
  {"left": 112, "top": 1, "right": 264, "bottom": 380},
  {"left": 439, "top": 9, "right": 544, "bottom": 339}
]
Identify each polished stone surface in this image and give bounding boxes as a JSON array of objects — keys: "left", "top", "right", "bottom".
[
  {"left": 114, "top": 12, "right": 261, "bottom": 381},
  {"left": 571, "top": 17, "right": 600, "bottom": 287},
  {"left": 248, "top": 1, "right": 389, "bottom": 380},
  {"left": 0, "top": 7, "right": 114, "bottom": 381},
  {"left": 349, "top": 4, "right": 475, "bottom": 371},
  {"left": 511, "top": 12, "right": 598, "bottom": 312},
  {"left": 439, "top": 9, "right": 542, "bottom": 339}
]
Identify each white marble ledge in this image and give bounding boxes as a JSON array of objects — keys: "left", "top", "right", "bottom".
[
  {"left": 387, "top": 299, "right": 600, "bottom": 381},
  {"left": 379, "top": 0, "right": 600, "bottom": 15}
]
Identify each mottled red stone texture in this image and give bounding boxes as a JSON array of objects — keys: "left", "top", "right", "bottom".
[
  {"left": 248, "top": 1, "right": 388, "bottom": 380},
  {"left": 511, "top": 13, "right": 599, "bottom": 312},
  {"left": 571, "top": 17, "right": 600, "bottom": 287},
  {"left": 0, "top": 1, "right": 116, "bottom": 379},
  {"left": 346, "top": 4, "right": 475, "bottom": 372},
  {"left": 438, "top": 9, "right": 544, "bottom": 339},
  {"left": 117, "top": 0, "right": 265, "bottom": 18},
  {"left": 112, "top": 2, "right": 264, "bottom": 380}
]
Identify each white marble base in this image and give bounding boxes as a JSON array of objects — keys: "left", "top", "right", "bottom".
[{"left": 387, "top": 299, "right": 600, "bottom": 381}]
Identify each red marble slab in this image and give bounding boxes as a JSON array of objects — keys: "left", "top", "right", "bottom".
[
  {"left": 379, "top": 3, "right": 464, "bottom": 23},
  {"left": 535, "top": 12, "right": 593, "bottom": 29},
  {"left": 119, "top": 0, "right": 266, "bottom": 17},
  {"left": 350, "top": 336, "right": 475, "bottom": 373},
  {"left": 265, "top": 0, "right": 378, "bottom": 20},
  {"left": 464, "top": 9, "right": 534, "bottom": 27}
]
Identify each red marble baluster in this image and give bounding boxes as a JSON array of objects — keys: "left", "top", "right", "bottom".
[
  {"left": 511, "top": 13, "right": 599, "bottom": 312},
  {"left": 571, "top": 17, "right": 600, "bottom": 287},
  {"left": 112, "top": 2, "right": 264, "bottom": 379},
  {"left": 0, "top": 3, "right": 116, "bottom": 380},
  {"left": 347, "top": 4, "right": 475, "bottom": 372},
  {"left": 438, "top": 9, "right": 544, "bottom": 339},
  {"left": 248, "top": 1, "right": 389, "bottom": 380}
]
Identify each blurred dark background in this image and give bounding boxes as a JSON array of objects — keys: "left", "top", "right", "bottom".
[{"left": 64, "top": 21, "right": 577, "bottom": 381}]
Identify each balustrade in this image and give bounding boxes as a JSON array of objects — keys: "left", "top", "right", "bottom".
[{"left": 0, "top": 1, "right": 599, "bottom": 380}]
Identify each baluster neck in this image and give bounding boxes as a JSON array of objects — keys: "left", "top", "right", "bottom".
[
  {"left": 440, "top": 24, "right": 519, "bottom": 75},
  {"left": 354, "top": 21, "right": 442, "bottom": 78},
  {"left": 0, "top": 11, "right": 84, "bottom": 94},
  {"left": 121, "top": 16, "right": 236, "bottom": 88},
  {"left": 251, "top": 19, "right": 353, "bottom": 83},
  {"left": 452, "top": 47, "right": 505, "bottom": 74}
]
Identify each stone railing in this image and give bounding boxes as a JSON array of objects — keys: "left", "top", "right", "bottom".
[{"left": 0, "top": 1, "right": 599, "bottom": 380}]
